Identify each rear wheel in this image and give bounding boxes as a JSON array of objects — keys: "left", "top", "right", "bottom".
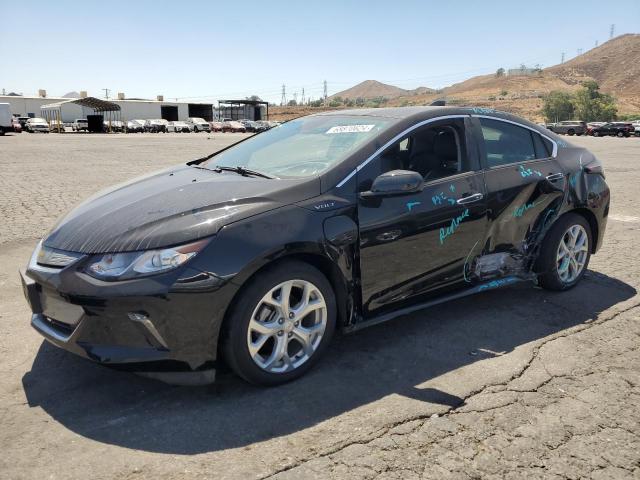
[
  {"left": 222, "top": 261, "right": 336, "bottom": 386},
  {"left": 537, "top": 213, "right": 591, "bottom": 291},
  {"left": 617, "top": 131, "right": 624, "bottom": 137},
  {"left": 593, "top": 131, "right": 599, "bottom": 137},
  {"left": 567, "top": 129, "right": 575, "bottom": 136}
]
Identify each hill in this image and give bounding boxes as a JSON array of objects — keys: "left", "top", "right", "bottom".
[
  {"left": 270, "top": 35, "right": 640, "bottom": 121},
  {"left": 387, "top": 34, "right": 640, "bottom": 119},
  {"left": 330, "top": 80, "right": 434, "bottom": 100}
]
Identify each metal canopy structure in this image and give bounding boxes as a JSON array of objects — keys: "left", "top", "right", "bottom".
[
  {"left": 41, "top": 96, "right": 121, "bottom": 113},
  {"left": 218, "top": 99, "right": 269, "bottom": 121},
  {"left": 41, "top": 97, "right": 123, "bottom": 132}
]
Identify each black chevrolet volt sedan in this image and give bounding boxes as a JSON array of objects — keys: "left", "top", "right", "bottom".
[{"left": 21, "top": 107, "right": 610, "bottom": 386}]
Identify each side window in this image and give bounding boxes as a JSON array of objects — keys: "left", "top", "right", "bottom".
[
  {"left": 479, "top": 118, "right": 545, "bottom": 167},
  {"left": 358, "top": 120, "right": 469, "bottom": 190},
  {"left": 532, "top": 131, "right": 551, "bottom": 158}
]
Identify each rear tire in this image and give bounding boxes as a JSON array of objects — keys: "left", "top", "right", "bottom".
[
  {"left": 617, "top": 131, "right": 624, "bottom": 137},
  {"left": 568, "top": 129, "right": 575, "bottom": 136},
  {"left": 536, "top": 213, "right": 592, "bottom": 291},
  {"left": 222, "top": 261, "right": 336, "bottom": 386}
]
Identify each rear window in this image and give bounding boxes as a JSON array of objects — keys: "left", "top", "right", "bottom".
[{"left": 479, "top": 118, "right": 551, "bottom": 167}]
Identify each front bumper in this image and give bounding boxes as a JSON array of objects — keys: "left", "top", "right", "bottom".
[{"left": 20, "top": 245, "right": 233, "bottom": 380}]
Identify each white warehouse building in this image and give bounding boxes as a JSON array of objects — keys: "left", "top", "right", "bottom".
[{"left": 0, "top": 94, "right": 215, "bottom": 123}]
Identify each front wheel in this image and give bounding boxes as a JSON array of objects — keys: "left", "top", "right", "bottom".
[
  {"left": 536, "top": 213, "right": 591, "bottom": 291},
  {"left": 617, "top": 131, "right": 624, "bottom": 137},
  {"left": 222, "top": 261, "right": 336, "bottom": 386}
]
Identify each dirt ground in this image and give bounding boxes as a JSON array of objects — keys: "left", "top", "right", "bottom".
[{"left": 0, "top": 132, "right": 639, "bottom": 480}]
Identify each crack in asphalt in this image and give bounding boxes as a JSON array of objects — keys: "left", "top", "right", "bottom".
[{"left": 259, "top": 300, "right": 640, "bottom": 479}]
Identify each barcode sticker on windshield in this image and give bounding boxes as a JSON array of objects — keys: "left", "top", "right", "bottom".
[{"left": 326, "top": 125, "right": 375, "bottom": 134}]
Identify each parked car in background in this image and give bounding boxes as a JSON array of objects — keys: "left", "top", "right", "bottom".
[
  {"left": 49, "top": 120, "right": 66, "bottom": 133},
  {"left": 71, "top": 119, "right": 88, "bottom": 132},
  {"left": 126, "top": 120, "right": 145, "bottom": 133},
  {"left": 548, "top": 121, "right": 587, "bottom": 136},
  {"left": 629, "top": 121, "right": 640, "bottom": 136},
  {"left": 238, "top": 119, "right": 258, "bottom": 132},
  {"left": 103, "top": 120, "right": 124, "bottom": 133},
  {"left": 17, "top": 117, "right": 31, "bottom": 131},
  {"left": 590, "top": 122, "right": 634, "bottom": 137},
  {"left": 209, "top": 121, "right": 223, "bottom": 132},
  {"left": 186, "top": 117, "right": 211, "bottom": 133},
  {"left": 144, "top": 119, "right": 167, "bottom": 133},
  {"left": 222, "top": 120, "right": 246, "bottom": 132},
  {"left": 0, "top": 103, "right": 13, "bottom": 135},
  {"left": 25, "top": 118, "right": 50, "bottom": 133},
  {"left": 20, "top": 107, "right": 610, "bottom": 386},
  {"left": 167, "top": 121, "right": 191, "bottom": 133},
  {"left": 586, "top": 122, "right": 605, "bottom": 135},
  {"left": 254, "top": 120, "right": 271, "bottom": 132},
  {"left": 12, "top": 117, "right": 22, "bottom": 133}
]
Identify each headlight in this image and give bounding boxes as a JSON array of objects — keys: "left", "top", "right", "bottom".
[{"left": 85, "top": 238, "right": 210, "bottom": 281}]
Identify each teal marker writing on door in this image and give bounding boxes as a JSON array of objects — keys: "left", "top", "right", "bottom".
[
  {"left": 439, "top": 209, "right": 470, "bottom": 244},
  {"left": 513, "top": 201, "right": 536, "bottom": 217}
]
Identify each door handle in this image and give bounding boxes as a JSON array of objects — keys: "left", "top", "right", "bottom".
[
  {"left": 456, "top": 193, "right": 484, "bottom": 205},
  {"left": 545, "top": 173, "right": 564, "bottom": 182}
]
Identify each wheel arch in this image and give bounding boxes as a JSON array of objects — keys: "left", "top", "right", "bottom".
[
  {"left": 569, "top": 207, "right": 599, "bottom": 253},
  {"left": 217, "top": 251, "right": 351, "bottom": 348}
]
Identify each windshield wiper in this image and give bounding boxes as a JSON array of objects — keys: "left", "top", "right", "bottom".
[{"left": 213, "top": 165, "right": 274, "bottom": 179}]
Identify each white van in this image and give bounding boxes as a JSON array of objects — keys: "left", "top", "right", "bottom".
[{"left": 0, "top": 103, "right": 13, "bottom": 136}]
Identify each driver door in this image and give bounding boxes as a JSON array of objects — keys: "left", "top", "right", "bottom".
[{"left": 357, "top": 117, "right": 488, "bottom": 318}]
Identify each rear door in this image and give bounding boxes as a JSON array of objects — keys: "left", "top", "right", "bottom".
[{"left": 470, "top": 116, "right": 563, "bottom": 272}]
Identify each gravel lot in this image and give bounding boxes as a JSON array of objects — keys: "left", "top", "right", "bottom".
[{"left": 0, "top": 132, "right": 639, "bottom": 480}]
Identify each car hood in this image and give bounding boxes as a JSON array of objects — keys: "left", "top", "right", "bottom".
[{"left": 43, "top": 165, "right": 319, "bottom": 254}]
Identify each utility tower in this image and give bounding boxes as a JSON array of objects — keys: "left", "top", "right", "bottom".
[
  {"left": 293, "top": 92, "right": 298, "bottom": 104},
  {"left": 102, "top": 88, "right": 110, "bottom": 99},
  {"left": 561, "top": 52, "right": 565, "bottom": 63},
  {"left": 280, "top": 84, "right": 286, "bottom": 106},
  {"left": 323, "top": 80, "right": 328, "bottom": 106},
  {"left": 610, "top": 24, "right": 615, "bottom": 39},
  {"left": 595, "top": 40, "right": 599, "bottom": 48},
  {"left": 301, "top": 88, "right": 305, "bottom": 105},
  {"left": 577, "top": 48, "right": 583, "bottom": 56}
]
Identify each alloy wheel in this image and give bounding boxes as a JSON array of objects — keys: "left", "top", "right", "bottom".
[
  {"left": 247, "top": 279, "right": 327, "bottom": 373},
  {"left": 556, "top": 224, "right": 589, "bottom": 283}
]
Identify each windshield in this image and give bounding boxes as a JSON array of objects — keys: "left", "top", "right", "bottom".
[{"left": 201, "top": 115, "right": 391, "bottom": 178}]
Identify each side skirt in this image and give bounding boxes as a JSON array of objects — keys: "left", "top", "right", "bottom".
[{"left": 345, "top": 276, "right": 525, "bottom": 333}]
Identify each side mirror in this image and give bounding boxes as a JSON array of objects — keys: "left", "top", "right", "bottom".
[{"left": 361, "top": 170, "right": 424, "bottom": 198}]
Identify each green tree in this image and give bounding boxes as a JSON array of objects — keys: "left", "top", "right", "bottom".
[
  {"left": 542, "top": 91, "right": 575, "bottom": 122},
  {"left": 572, "top": 81, "right": 617, "bottom": 122},
  {"left": 496, "top": 68, "right": 505, "bottom": 77}
]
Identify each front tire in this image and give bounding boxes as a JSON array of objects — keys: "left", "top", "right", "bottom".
[
  {"left": 536, "top": 213, "right": 591, "bottom": 291},
  {"left": 222, "top": 261, "right": 336, "bottom": 386}
]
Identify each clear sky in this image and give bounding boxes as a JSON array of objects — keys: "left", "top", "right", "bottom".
[{"left": 2, "top": 0, "right": 639, "bottom": 103}]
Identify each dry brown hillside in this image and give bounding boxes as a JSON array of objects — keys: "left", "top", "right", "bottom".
[
  {"left": 388, "top": 34, "right": 640, "bottom": 119},
  {"left": 330, "top": 80, "right": 434, "bottom": 100},
  {"left": 270, "top": 35, "right": 640, "bottom": 121}
]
